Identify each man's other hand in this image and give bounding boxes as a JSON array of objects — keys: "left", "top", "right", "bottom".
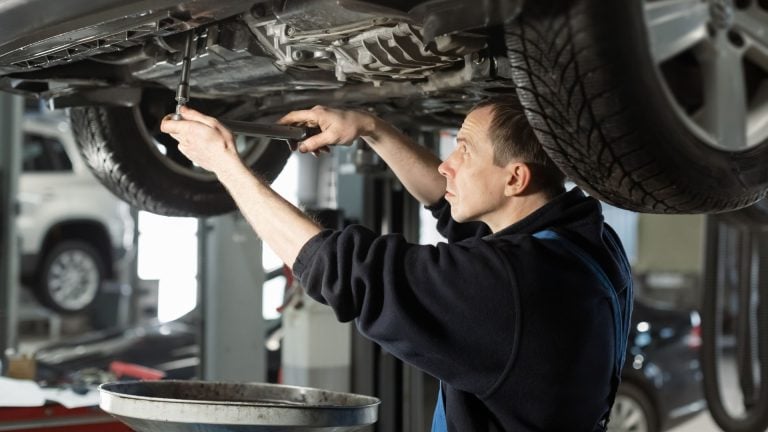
[{"left": 278, "top": 106, "right": 378, "bottom": 154}]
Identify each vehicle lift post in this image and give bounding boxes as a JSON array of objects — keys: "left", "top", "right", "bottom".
[{"left": 0, "top": 92, "right": 22, "bottom": 362}]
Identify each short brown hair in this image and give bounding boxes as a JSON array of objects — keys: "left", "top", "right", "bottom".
[{"left": 471, "top": 95, "right": 566, "bottom": 196}]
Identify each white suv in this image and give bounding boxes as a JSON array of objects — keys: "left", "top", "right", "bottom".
[{"left": 17, "top": 112, "right": 135, "bottom": 314}]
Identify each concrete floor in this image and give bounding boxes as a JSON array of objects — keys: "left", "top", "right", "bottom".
[
  {"left": 668, "top": 411, "right": 721, "bottom": 432},
  {"left": 668, "top": 354, "right": 742, "bottom": 432},
  {"left": 671, "top": 408, "right": 768, "bottom": 432}
]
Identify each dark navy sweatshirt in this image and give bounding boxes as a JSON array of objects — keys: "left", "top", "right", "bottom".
[{"left": 292, "top": 188, "right": 632, "bottom": 431}]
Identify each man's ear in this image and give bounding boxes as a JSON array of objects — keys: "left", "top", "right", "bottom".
[{"left": 505, "top": 162, "right": 531, "bottom": 197}]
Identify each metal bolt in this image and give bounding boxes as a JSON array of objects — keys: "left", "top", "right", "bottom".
[
  {"left": 471, "top": 52, "right": 486, "bottom": 65},
  {"left": 286, "top": 27, "right": 296, "bottom": 37}
]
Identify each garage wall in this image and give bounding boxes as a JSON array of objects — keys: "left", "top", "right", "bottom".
[
  {"left": 634, "top": 214, "right": 704, "bottom": 274},
  {"left": 632, "top": 214, "right": 705, "bottom": 308}
]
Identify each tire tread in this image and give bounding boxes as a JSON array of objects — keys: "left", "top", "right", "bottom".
[{"left": 506, "top": 0, "right": 767, "bottom": 213}]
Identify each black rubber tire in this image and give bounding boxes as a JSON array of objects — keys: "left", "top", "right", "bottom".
[
  {"left": 720, "top": 197, "right": 768, "bottom": 226},
  {"left": 610, "top": 382, "right": 658, "bottom": 432},
  {"left": 701, "top": 215, "right": 768, "bottom": 432},
  {"left": 34, "top": 240, "right": 105, "bottom": 315},
  {"left": 506, "top": 0, "right": 768, "bottom": 214},
  {"left": 70, "top": 105, "right": 291, "bottom": 217}
]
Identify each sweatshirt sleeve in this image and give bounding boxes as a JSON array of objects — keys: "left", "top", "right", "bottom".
[
  {"left": 292, "top": 225, "right": 518, "bottom": 395},
  {"left": 425, "top": 198, "right": 490, "bottom": 243}
]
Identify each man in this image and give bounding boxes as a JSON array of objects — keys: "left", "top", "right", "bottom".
[{"left": 161, "top": 96, "right": 632, "bottom": 431}]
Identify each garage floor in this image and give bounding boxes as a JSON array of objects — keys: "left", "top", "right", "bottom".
[
  {"left": 669, "top": 354, "right": 740, "bottom": 432},
  {"left": 669, "top": 413, "right": 719, "bottom": 432}
]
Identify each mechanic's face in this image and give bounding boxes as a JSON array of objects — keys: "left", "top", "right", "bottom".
[{"left": 438, "top": 106, "right": 512, "bottom": 228}]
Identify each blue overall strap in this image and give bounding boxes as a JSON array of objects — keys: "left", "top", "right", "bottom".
[
  {"left": 533, "top": 229, "right": 632, "bottom": 429},
  {"left": 603, "top": 229, "right": 634, "bottom": 371},
  {"left": 532, "top": 229, "right": 628, "bottom": 375},
  {"left": 431, "top": 382, "right": 448, "bottom": 432}
]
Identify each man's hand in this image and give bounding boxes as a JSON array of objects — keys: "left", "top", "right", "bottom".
[
  {"left": 160, "top": 106, "right": 243, "bottom": 174},
  {"left": 278, "top": 106, "right": 378, "bottom": 154},
  {"left": 162, "top": 106, "right": 321, "bottom": 268},
  {"left": 282, "top": 104, "right": 446, "bottom": 205}
]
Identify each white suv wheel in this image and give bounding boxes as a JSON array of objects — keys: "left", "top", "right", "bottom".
[{"left": 37, "top": 241, "right": 105, "bottom": 314}]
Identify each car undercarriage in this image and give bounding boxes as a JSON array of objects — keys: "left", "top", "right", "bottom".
[{"left": 1, "top": 0, "right": 767, "bottom": 216}]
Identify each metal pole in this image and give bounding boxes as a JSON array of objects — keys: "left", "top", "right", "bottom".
[
  {"left": 200, "top": 213, "right": 265, "bottom": 382},
  {"left": 0, "top": 93, "right": 23, "bottom": 360}
]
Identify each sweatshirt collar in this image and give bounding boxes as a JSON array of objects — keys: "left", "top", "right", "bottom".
[{"left": 484, "top": 188, "right": 601, "bottom": 239}]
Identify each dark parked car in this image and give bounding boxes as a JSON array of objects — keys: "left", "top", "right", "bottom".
[
  {"left": 1, "top": 0, "right": 767, "bottom": 217},
  {"left": 609, "top": 301, "right": 704, "bottom": 432}
]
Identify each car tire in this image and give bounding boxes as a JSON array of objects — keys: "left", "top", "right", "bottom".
[
  {"left": 506, "top": 0, "right": 768, "bottom": 213},
  {"left": 609, "top": 382, "right": 659, "bottom": 432},
  {"left": 70, "top": 103, "right": 292, "bottom": 217},
  {"left": 34, "top": 240, "right": 105, "bottom": 315}
]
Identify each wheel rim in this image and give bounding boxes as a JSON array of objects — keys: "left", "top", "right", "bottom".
[
  {"left": 642, "top": 0, "right": 768, "bottom": 151},
  {"left": 46, "top": 249, "right": 100, "bottom": 311},
  {"left": 609, "top": 394, "right": 650, "bottom": 432}
]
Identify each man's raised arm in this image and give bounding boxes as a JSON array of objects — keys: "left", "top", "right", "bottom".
[{"left": 279, "top": 106, "right": 446, "bottom": 206}]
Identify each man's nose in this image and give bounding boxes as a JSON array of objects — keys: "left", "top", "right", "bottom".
[
  {"left": 438, "top": 159, "right": 451, "bottom": 178},
  {"left": 438, "top": 150, "right": 458, "bottom": 178}
]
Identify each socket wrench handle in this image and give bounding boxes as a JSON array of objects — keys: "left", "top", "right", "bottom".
[
  {"left": 171, "top": 32, "right": 195, "bottom": 120},
  {"left": 220, "top": 119, "right": 321, "bottom": 142}
]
